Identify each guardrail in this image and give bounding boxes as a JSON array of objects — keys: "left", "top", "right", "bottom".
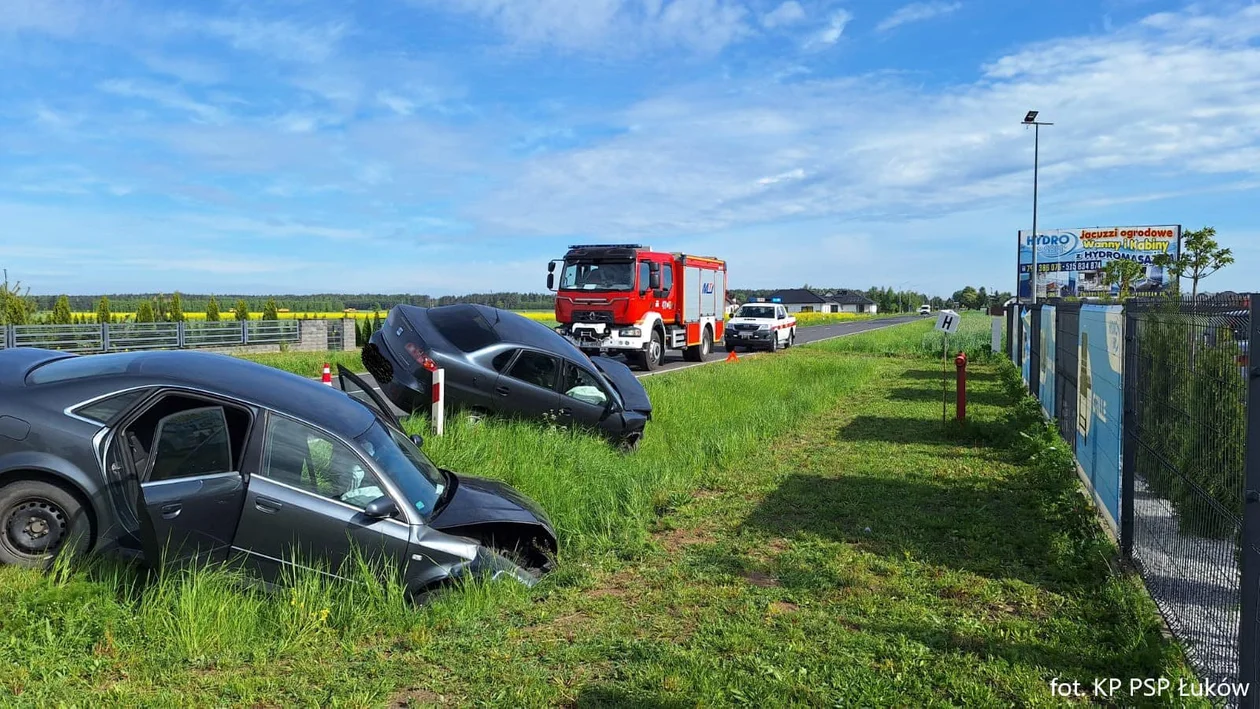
[{"left": 0, "top": 320, "right": 300, "bottom": 353}]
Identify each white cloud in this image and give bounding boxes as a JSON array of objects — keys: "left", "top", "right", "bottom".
[
  {"left": 815, "top": 9, "right": 853, "bottom": 45},
  {"left": 876, "top": 1, "right": 961, "bottom": 33},
  {"left": 761, "top": 1, "right": 805, "bottom": 29},
  {"left": 96, "top": 79, "right": 232, "bottom": 123},
  {"left": 467, "top": 4, "right": 1260, "bottom": 242},
  {"left": 0, "top": 0, "right": 90, "bottom": 37},
  {"left": 413, "top": 0, "right": 753, "bottom": 54},
  {"left": 177, "top": 15, "right": 350, "bottom": 63}
]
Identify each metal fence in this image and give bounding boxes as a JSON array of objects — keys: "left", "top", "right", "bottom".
[
  {"left": 0, "top": 320, "right": 299, "bottom": 354},
  {"left": 1011, "top": 294, "right": 1259, "bottom": 704},
  {"left": 1127, "top": 296, "right": 1254, "bottom": 693}
]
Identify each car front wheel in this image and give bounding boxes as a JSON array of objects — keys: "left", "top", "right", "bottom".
[{"left": 0, "top": 480, "right": 91, "bottom": 568}]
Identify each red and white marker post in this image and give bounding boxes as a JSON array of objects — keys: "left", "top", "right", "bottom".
[
  {"left": 321, "top": 363, "right": 332, "bottom": 386},
  {"left": 431, "top": 367, "right": 445, "bottom": 436}
]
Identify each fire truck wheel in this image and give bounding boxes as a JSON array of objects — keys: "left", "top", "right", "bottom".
[
  {"left": 637, "top": 329, "right": 664, "bottom": 371},
  {"left": 684, "top": 327, "right": 712, "bottom": 362}
]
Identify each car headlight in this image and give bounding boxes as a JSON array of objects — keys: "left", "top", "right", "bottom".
[
  {"left": 619, "top": 327, "right": 642, "bottom": 337},
  {"left": 758, "top": 324, "right": 770, "bottom": 330}
]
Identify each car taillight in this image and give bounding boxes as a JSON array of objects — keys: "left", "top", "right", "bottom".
[{"left": 404, "top": 342, "right": 439, "bottom": 372}]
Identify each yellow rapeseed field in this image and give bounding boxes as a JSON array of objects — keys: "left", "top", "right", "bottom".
[{"left": 68, "top": 310, "right": 559, "bottom": 321}]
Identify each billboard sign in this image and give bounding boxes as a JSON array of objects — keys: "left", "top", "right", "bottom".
[{"left": 1017, "top": 225, "right": 1181, "bottom": 300}]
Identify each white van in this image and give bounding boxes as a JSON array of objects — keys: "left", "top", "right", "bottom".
[{"left": 918, "top": 304, "right": 932, "bottom": 316}]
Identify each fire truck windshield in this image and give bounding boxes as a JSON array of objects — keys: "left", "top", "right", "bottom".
[{"left": 559, "top": 261, "right": 636, "bottom": 291}]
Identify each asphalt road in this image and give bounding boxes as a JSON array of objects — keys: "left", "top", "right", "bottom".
[{"left": 319, "top": 315, "right": 925, "bottom": 408}]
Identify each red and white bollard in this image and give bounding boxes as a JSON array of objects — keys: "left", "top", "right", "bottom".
[
  {"left": 321, "top": 363, "right": 332, "bottom": 386},
  {"left": 955, "top": 352, "right": 968, "bottom": 421},
  {"left": 431, "top": 368, "right": 445, "bottom": 436}
]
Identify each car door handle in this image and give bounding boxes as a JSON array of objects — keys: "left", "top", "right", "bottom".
[
  {"left": 255, "top": 497, "right": 282, "bottom": 514},
  {"left": 559, "top": 407, "right": 572, "bottom": 415},
  {"left": 495, "top": 386, "right": 510, "bottom": 397},
  {"left": 160, "top": 503, "right": 181, "bottom": 519}
]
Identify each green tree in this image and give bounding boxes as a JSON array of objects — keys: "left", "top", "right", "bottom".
[
  {"left": 1101, "top": 258, "right": 1145, "bottom": 300},
  {"left": 96, "top": 296, "right": 112, "bottom": 325},
  {"left": 1153, "top": 226, "right": 1234, "bottom": 301},
  {"left": 262, "top": 298, "right": 280, "bottom": 320},
  {"left": 152, "top": 293, "right": 169, "bottom": 322},
  {"left": 234, "top": 299, "right": 250, "bottom": 321},
  {"left": 52, "top": 295, "right": 73, "bottom": 325},
  {"left": 135, "top": 301, "right": 156, "bottom": 323},
  {"left": 1, "top": 269, "right": 33, "bottom": 326},
  {"left": 170, "top": 291, "right": 185, "bottom": 322},
  {"left": 205, "top": 295, "right": 221, "bottom": 322}
]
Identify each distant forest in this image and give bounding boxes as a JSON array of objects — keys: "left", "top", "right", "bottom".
[
  {"left": 27, "top": 286, "right": 967, "bottom": 315},
  {"left": 28, "top": 292, "right": 557, "bottom": 313}
]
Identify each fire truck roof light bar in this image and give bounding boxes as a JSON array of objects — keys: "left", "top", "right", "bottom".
[{"left": 567, "top": 244, "right": 646, "bottom": 250}]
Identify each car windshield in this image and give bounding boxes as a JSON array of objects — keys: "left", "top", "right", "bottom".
[
  {"left": 737, "top": 306, "right": 775, "bottom": 318},
  {"left": 354, "top": 421, "right": 446, "bottom": 518},
  {"left": 559, "top": 261, "right": 635, "bottom": 291}
]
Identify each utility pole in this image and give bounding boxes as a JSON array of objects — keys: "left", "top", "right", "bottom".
[{"left": 1023, "top": 110, "right": 1053, "bottom": 305}]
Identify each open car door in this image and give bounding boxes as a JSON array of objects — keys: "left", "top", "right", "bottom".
[
  {"left": 125, "top": 405, "right": 248, "bottom": 569},
  {"left": 337, "top": 365, "right": 403, "bottom": 430}
]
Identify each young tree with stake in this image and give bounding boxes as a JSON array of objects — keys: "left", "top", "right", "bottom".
[{"left": 1153, "top": 226, "right": 1234, "bottom": 300}]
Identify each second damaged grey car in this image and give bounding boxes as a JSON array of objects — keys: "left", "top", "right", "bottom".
[
  {"left": 0, "top": 348, "right": 556, "bottom": 597},
  {"left": 363, "top": 304, "right": 653, "bottom": 449}
]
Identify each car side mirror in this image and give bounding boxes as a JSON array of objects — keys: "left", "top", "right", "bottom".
[
  {"left": 364, "top": 495, "right": 399, "bottom": 519},
  {"left": 547, "top": 261, "right": 556, "bottom": 273},
  {"left": 410, "top": 433, "right": 424, "bottom": 448},
  {"left": 649, "top": 271, "right": 661, "bottom": 290},
  {"left": 547, "top": 273, "right": 555, "bottom": 290}
]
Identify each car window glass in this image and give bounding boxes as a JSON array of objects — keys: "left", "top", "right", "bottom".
[
  {"left": 662, "top": 264, "right": 673, "bottom": 293},
  {"left": 507, "top": 350, "right": 559, "bottom": 390},
  {"left": 492, "top": 349, "right": 517, "bottom": 372},
  {"left": 26, "top": 351, "right": 146, "bottom": 385},
  {"left": 75, "top": 389, "right": 148, "bottom": 424},
  {"left": 562, "top": 363, "right": 608, "bottom": 406},
  {"left": 148, "top": 407, "right": 233, "bottom": 482},
  {"left": 638, "top": 262, "right": 650, "bottom": 290},
  {"left": 427, "top": 305, "right": 501, "bottom": 352},
  {"left": 262, "top": 416, "right": 385, "bottom": 510}
]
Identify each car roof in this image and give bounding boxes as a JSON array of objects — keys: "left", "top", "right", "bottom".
[{"left": 23, "top": 349, "right": 375, "bottom": 436}]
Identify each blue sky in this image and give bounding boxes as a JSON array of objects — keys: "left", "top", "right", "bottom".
[{"left": 2, "top": 0, "right": 1258, "bottom": 297}]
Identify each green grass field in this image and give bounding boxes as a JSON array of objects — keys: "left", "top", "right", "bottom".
[{"left": 0, "top": 319, "right": 1198, "bottom": 707}]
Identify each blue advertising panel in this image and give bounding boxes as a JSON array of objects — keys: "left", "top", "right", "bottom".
[
  {"left": 1039, "top": 306, "right": 1056, "bottom": 418},
  {"left": 1076, "top": 305, "right": 1125, "bottom": 529},
  {"left": 1020, "top": 307, "right": 1031, "bottom": 385},
  {"left": 1017, "top": 225, "right": 1181, "bottom": 300}
]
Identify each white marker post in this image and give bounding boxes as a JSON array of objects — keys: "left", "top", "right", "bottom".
[
  {"left": 935, "top": 310, "right": 961, "bottom": 424},
  {"left": 431, "top": 368, "right": 445, "bottom": 436},
  {"left": 991, "top": 316, "right": 1003, "bottom": 355}
]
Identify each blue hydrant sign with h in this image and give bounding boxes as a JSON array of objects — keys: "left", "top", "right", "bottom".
[{"left": 935, "top": 309, "right": 961, "bottom": 334}]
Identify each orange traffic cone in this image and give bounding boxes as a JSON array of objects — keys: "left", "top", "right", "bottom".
[
  {"left": 725, "top": 350, "right": 738, "bottom": 362},
  {"left": 322, "top": 363, "right": 332, "bottom": 386}
]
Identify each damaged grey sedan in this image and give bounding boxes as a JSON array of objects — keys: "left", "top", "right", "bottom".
[{"left": 0, "top": 348, "right": 556, "bottom": 597}]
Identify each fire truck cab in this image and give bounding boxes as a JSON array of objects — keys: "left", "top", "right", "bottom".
[{"left": 547, "top": 244, "right": 727, "bottom": 371}]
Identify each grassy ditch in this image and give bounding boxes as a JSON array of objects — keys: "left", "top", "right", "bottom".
[
  {"left": 0, "top": 320, "right": 1196, "bottom": 706},
  {"left": 233, "top": 350, "right": 366, "bottom": 378},
  {"left": 823, "top": 310, "right": 997, "bottom": 360}
]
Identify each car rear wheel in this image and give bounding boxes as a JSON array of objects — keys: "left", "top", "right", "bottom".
[
  {"left": 788, "top": 329, "right": 796, "bottom": 347},
  {"left": 0, "top": 480, "right": 90, "bottom": 568}
]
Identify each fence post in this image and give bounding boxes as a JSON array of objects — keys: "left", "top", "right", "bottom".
[
  {"left": 242, "top": 320, "right": 249, "bottom": 345},
  {"left": 5, "top": 324, "right": 14, "bottom": 349},
  {"left": 177, "top": 321, "right": 185, "bottom": 349},
  {"left": 1238, "top": 293, "right": 1260, "bottom": 707},
  {"left": 1120, "top": 303, "right": 1137, "bottom": 559}
]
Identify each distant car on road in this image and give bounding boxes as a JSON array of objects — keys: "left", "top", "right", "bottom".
[
  {"left": 364, "top": 304, "right": 652, "bottom": 449},
  {"left": 723, "top": 303, "right": 795, "bottom": 352},
  {"left": 0, "top": 348, "right": 556, "bottom": 596},
  {"left": 919, "top": 305, "right": 932, "bottom": 316}
]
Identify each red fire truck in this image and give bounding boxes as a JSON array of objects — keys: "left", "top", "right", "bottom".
[{"left": 546, "top": 244, "right": 728, "bottom": 371}]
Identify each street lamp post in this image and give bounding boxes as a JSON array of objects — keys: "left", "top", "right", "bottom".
[{"left": 1023, "top": 110, "right": 1053, "bottom": 305}]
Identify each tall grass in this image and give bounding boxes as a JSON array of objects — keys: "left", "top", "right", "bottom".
[
  {"left": 817, "top": 311, "right": 997, "bottom": 360},
  {"left": 409, "top": 348, "right": 879, "bottom": 555},
  {"left": 233, "top": 350, "right": 365, "bottom": 377},
  {"left": 0, "top": 325, "right": 913, "bottom": 703}
]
